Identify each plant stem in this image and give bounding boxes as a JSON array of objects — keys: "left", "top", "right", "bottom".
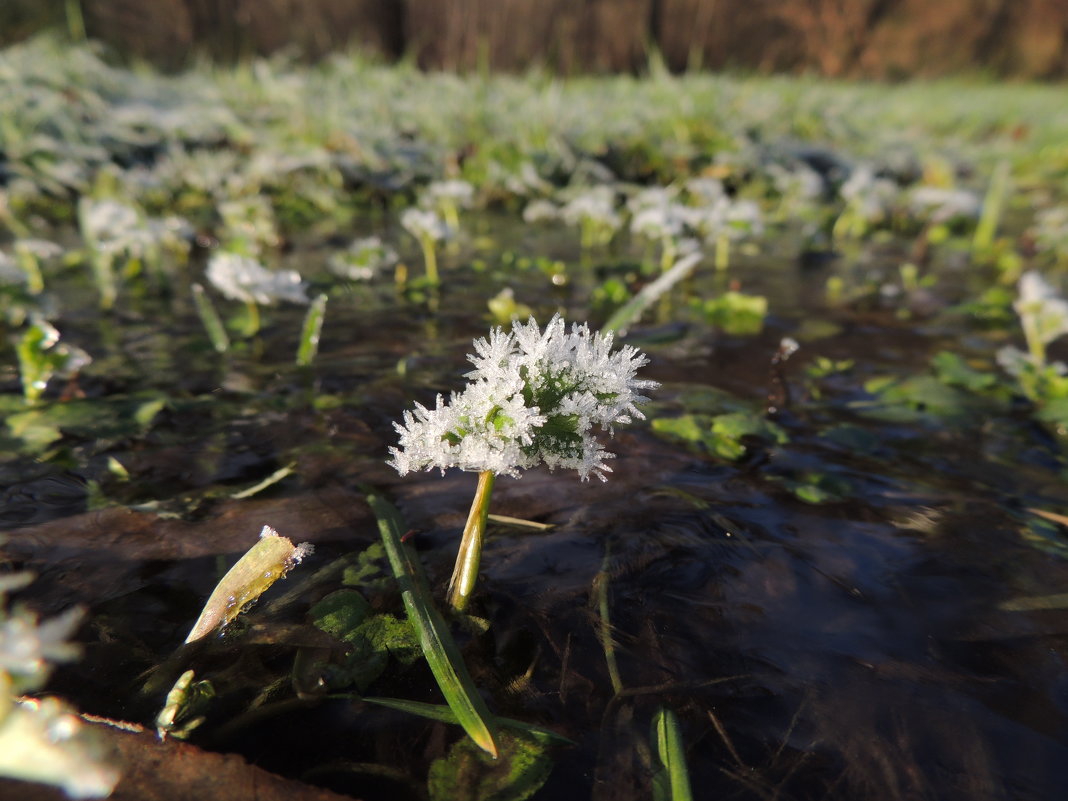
[
  {"left": 714, "top": 232, "right": 730, "bottom": 270},
  {"left": 594, "top": 546, "right": 623, "bottom": 695},
  {"left": 421, "top": 237, "right": 439, "bottom": 284},
  {"left": 447, "top": 470, "right": 495, "bottom": 612},
  {"left": 245, "top": 299, "right": 261, "bottom": 337}
]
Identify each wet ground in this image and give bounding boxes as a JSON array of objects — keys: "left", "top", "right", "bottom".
[{"left": 4, "top": 214, "right": 1068, "bottom": 800}]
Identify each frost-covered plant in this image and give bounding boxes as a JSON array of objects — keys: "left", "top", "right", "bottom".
[
  {"left": 77, "top": 198, "right": 192, "bottom": 307},
  {"left": 327, "top": 236, "right": 399, "bottom": 281},
  {"left": 16, "top": 319, "right": 92, "bottom": 404},
  {"left": 628, "top": 188, "right": 693, "bottom": 272},
  {"left": 218, "top": 195, "right": 280, "bottom": 255},
  {"left": 1032, "top": 206, "right": 1068, "bottom": 266},
  {"left": 907, "top": 186, "right": 980, "bottom": 225},
  {"left": 0, "top": 573, "right": 118, "bottom": 798},
  {"left": 11, "top": 239, "right": 62, "bottom": 295},
  {"left": 521, "top": 199, "right": 559, "bottom": 224},
  {"left": 206, "top": 251, "right": 308, "bottom": 336},
  {"left": 389, "top": 315, "right": 657, "bottom": 610},
  {"left": 688, "top": 195, "right": 763, "bottom": 269},
  {"left": 559, "top": 187, "right": 621, "bottom": 250},
  {"left": 997, "top": 271, "right": 1068, "bottom": 403},
  {"left": 400, "top": 208, "right": 451, "bottom": 284},
  {"left": 834, "top": 165, "right": 899, "bottom": 239},
  {"left": 421, "top": 180, "right": 475, "bottom": 230},
  {"left": 0, "top": 252, "right": 25, "bottom": 287}
]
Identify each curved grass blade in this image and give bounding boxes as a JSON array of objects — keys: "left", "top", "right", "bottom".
[
  {"left": 366, "top": 489, "right": 499, "bottom": 758},
  {"left": 652, "top": 707, "right": 693, "bottom": 801},
  {"left": 604, "top": 251, "right": 702, "bottom": 334},
  {"left": 362, "top": 696, "right": 574, "bottom": 745},
  {"left": 192, "top": 283, "right": 230, "bottom": 353},
  {"left": 973, "top": 159, "right": 1010, "bottom": 254},
  {"left": 296, "top": 292, "right": 328, "bottom": 366}
]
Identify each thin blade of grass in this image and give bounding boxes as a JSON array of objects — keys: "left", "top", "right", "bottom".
[
  {"left": 230, "top": 463, "right": 295, "bottom": 499},
  {"left": 486, "top": 513, "right": 555, "bottom": 531},
  {"left": 362, "top": 697, "right": 574, "bottom": 745},
  {"left": 296, "top": 292, "right": 327, "bottom": 366},
  {"left": 593, "top": 546, "right": 623, "bottom": 695},
  {"left": 973, "top": 159, "right": 1010, "bottom": 253},
  {"left": 366, "top": 489, "right": 499, "bottom": 758},
  {"left": 998, "top": 592, "right": 1068, "bottom": 611},
  {"left": 653, "top": 706, "right": 694, "bottom": 801},
  {"left": 192, "top": 283, "right": 230, "bottom": 353},
  {"left": 604, "top": 251, "right": 702, "bottom": 334},
  {"left": 1028, "top": 507, "right": 1068, "bottom": 527}
]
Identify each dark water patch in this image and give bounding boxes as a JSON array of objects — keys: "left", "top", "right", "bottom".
[{"left": 3, "top": 212, "right": 1068, "bottom": 799}]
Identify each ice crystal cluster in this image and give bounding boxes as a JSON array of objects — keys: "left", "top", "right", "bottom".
[
  {"left": 389, "top": 315, "right": 657, "bottom": 481},
  {"left": 997, "top": 270, "right": 1068, "bottom": 376},
  {"left": 206, "top": 252, "right": 308, "bottom": 306},
  {"left": 0, "top": 574, "right": 118, "bottom": 798}
]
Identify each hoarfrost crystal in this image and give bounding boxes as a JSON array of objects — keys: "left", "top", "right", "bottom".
[
  {"left": 389, "top": 315, "right": 658, "bottom": 481},
  {"left": 206, "top": 252, "right": 308, "bottom": 306}
]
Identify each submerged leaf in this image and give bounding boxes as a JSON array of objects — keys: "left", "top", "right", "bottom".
[
  {"left": 427, "top": 730, "right": 553, "bottom": 801},
  {"left": 651, "top": 411, "right": 787, "bottom": 460},
  {"left": 310, "top": 590, "right": 420, "bottom": 690}
]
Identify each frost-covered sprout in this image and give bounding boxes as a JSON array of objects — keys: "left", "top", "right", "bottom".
[
  {"left": 996, "top": 271, "right": 1068, "bottom": 403},
  {"left": 686, "top": 177, "right": 727, "bottom": 206},
  {"left": 12, "top": 239, "right": 63, "bottom": 294},
  {"left": 400, "top": 208, "right": 451, "bottom": 284},
  {"left": 0, "top": 575, "right": 118, "bottom": 798},
  {"left": 908, "top": 186, "right": 980, "bottom": 224},
  {"left": 422, "top": 179, "right": 475, "bottom": 230},
  {"left": 559, "top": 187, "right": 621, "bottom": 249},
  {"left": 218, "top": 195, "right": 280, "bottom": 255},
  {"left": 1032, "top": 206, "right": 1068, "bottom": 265},
  {"left": 0, "top": 602, "right": 82, "bottom": 693},
  {"left": 522, "top": 199, "right": 559, "bottom": 224},
  {"left": 835, "top": 165, "right": 900, "bottom": 238},
  {"left": 389, "top": 314, "right": 658, "bottom": 482},
  {"left": 1012, "top": 271, "right": 1068, "bottom": 367},
  {"left": 16, "top": 319, "right": 92, "bottom": 404},
  {"left": 328, "top": 236, "right": 399, "bottom": 281},
  {"left": 688, "top": 194, "right": 763, "bottom": 269},
  {"left": 0, "top": 252, "right": 25, "bottom": 287},
  {"left": 630, "top": 203, "right": 690, "bottom": 272},
  {"left": 206, "top": 252, "right": 308, "bottom": 306},
  {"left": 206, "top": 252, "right": 307, "bottom": 337},
  {"left": 400, "top": 208, "right": 450, "bottom": 244},
  {"left": 389, "top": 315, "right": 657, "bottom": 611},
  {"left": 77, "top": 198, "right": 193, "bottom": 307}
]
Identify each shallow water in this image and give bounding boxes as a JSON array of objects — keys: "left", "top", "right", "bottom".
[{"left": 4, "top": 214, "right": 1068, "bottom": 800}]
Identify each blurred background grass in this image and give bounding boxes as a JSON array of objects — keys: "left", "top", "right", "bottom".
[{"left": 1, "top": 0, "right": 1066, "bottom": 77}]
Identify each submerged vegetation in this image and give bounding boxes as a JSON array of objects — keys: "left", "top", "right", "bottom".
[{"left": 2, "top": 34, "right": 1068, "bottom": 801}]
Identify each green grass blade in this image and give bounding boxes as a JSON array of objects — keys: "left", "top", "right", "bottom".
[
  {"left": 296, "top": 292, "right": 327, "bottom": 366},
  {"left": 366, "top": 489, "right": 499, "bottom": 758},
  {"left": 653, "top": 707, "right": 693, "bottom": 801},
  {"left": 604, "top": 251, "right": 701, "bottom": 334},
  {"left": 593, "top": 546, "right": 623, "bottom": 695},
  {"left": 362, "top": 697, "right": 575, "bottom": 745},
  {"left": 192, "top": 283, "right": 230, "bottom": 353},
  {"left": 973, "top": 159, "right": 1010, "bottom": 253}
]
